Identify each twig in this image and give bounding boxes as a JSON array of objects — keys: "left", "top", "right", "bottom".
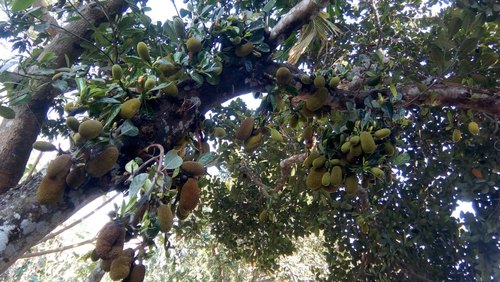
[
  {"left": 21, "top": 237, "right": 96, "bottom": 258},
  {"left": 171, "top": 0, "right": 180, "bottom": 18},
  {"left": 135, "top": 144, "right": 165, "bottom": 208}
]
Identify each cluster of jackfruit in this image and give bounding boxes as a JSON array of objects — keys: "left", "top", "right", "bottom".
[
  {"left": 452, "top": 121, "right": 480, "bottom": 142},
  {"left": 36, "top": 154, "right": 72, "bottom": 204},
  {"left": 303, "top": 127, "right": 396, "bottom": 195},
  {"left": 234, "top": 116, "right": 265, "bottom": 153}
]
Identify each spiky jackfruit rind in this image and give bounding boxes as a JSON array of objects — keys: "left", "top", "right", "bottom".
[
  {"left": 374, "top": 128, "right": 391, "bottom": 139},
  {"left": 452, "top": 129, "right": 462, "bottom": 142},
  {"left": 312, "top": 155, "right": 326, "bottom": 169},
  {"left": 360, "top": 132, "right": 376, "bottom": 154},
  {"left": 162, "top": 83, "right": 178, "bottom": 96},
  {"left": 314, "top": 75, "right": 326, "bottom": 88},
  {"left": 109, "top": 249, "right": 133, "bottom": 281},
  {"left": 300, "top": 74, "right": 312, "bottom": 85},
  {"left": 213, "top": 127, "right": 227, "bottom": 138},
  {"left": 235, "top": 42, "right": 253, "bottom": 57},
  {"left": 181, "top": 161, "right": 205, "bottom": 176},
  {"left": 244, "top": 133, "right": 263, "bottom": 153},
  {"left": 341, "top": 142, "right": 351, "bottom": 154},
  {"left": 95, "top": 221, "right": 125, "bottom": 260},
  {"left": 306, "top": 168, "right": 326, "bottom": 190},
  {"left": 305, "top": 87, "right": 328, "bottom": 111},
  {"left": 86, "top": 146, "right": 119, "bottom": 177},
  {"left": 46, "top": 154, "right": 72, "bottom": 179},
  {"left": 66, "top": 116, "right": 80, "bottom": 132},
  {"left": 330, "top": 166, "right": 343, "bottom": 186},
  {"left": 125, "top": 264, "right": 146, "bottom": 282},
  {"left": 173, "top": 17, "right": 185, "bottom": 38},
  {"left": 321, "top": 172, "right": 331, "bottom": 186},
  {"left": 329, "top": 76, "right": 340, "bottom": 88},
  {"left": 179, "top": 178, "right": 200, "bottom": 211},
  {"left": 345, "top": 175, "right": 358, "bottom": 195},
  {"left": 78, "top": 120, "right": 103, "bottom": 140},
  {"left": 144, "top": 78, "right": 155, "bottom": 90},
  {"left": 36, "top": 175, "right": 66, "bottom": 204},
  {"left": 112, "top": 64, "right": 123, "bottom": 80},
  {"left": 66, "top": 166, "right": 86, "bottom": 189},
  {"left": 33, "top": 141, "right": 57, "bottom": 152},
  {"left": 136, "top": 42, "right": 150, "bottom": 62},
  {"left": 235, "top": 117, "right": 254, "bottom": 141},
  {"left": 157, "top": 204, "right": 174, "bottom": 233},
  {"left": 120, "top": 98, "right": 141, "bottom": 119},
  {"left": 468, "top": 121, "right": 479, "bottom": 135},
  {"left": 350, "top": 145, "right": 362, "bottom": 157},
  {"left": 186, "top": 37, "right": 202, "bottom": 53},
  {"left": 276, "top": 67, "right": 292, "bottom": 85},
  {"left": 371, "top": 167, "right": 385, "bottom": 179},
  {"left": 303, "top": 150, "right": 320, "bottom": 168},
  {"left": 349, "top": 136, "right": 360, "bottom": 145}
]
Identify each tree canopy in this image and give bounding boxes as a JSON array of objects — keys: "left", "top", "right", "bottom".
[{"left": 0, "top": 0, "right": 498, "bottom": 281}]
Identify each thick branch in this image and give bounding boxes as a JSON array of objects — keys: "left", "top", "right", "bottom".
[
  {"left": 0, "top": 0, "right": 127, "bottom": 193},
  {"left": 269, "top": 0, "right": 329, "bottom": 47}
]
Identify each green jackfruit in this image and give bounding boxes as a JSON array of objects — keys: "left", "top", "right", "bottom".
[
  {"left": 300, "top": 74, "right": 312, "bottom": 85},
  {"left": 144, "top": 78, "right": 155, "bottom": 90},
  {"left": 66, "top": 116, "right": 80, "bottom": 132},
  {"left": 173, "top": 17, "right": 185, "bottom": 38},
  {"left": 341, "top": 142, "right": 351, "bottom": 154},
  {"left": 303, "top": 125, "right": 313, "bottom": 141},
  {"left": 303, "top": 150, "right": 320, "bottom": 168},
  {"left": 305, "top": 87, "right": 328, "bottom": 111},
  {"left": 384, "top": 142, "right": 395, "bottom": 156},
  {"left": 289, "top": 115, "right": 299, "bottom": 128},
  {"left": 86, "top": 146, "right": 119, "bottom": 177},
  {"left": 112, "top": 64, "right": 123, "bottom": 80},
  {"left": 306, "top": 168, "right": 326, "bottom": 190},
  {"left": 270, "top": 128, "right": 283, "bottom": 142},
  {"left": 349, "top": 136, "right": 360, "bottom": 145},
  {"left": 312, "top": 155, "right": 326, "bottom": 169},
  {"left": 322, "top": 172, "right": 331, "bottom": 186},
  {"left": 46, "top": 154, "right": 72, "bottom": 179},
  {"left": 371, "top": 167, "right": 385, "bottom": 179},
  {"left": 276, "top": 67, "right": 292, "bottom": 85},
  {"left": 452, "top": 129, "right": 462, "bottom": 142},
  {"left": 66, "top": 166, "right": 85, "bottom": 189},
  {"left": 314, "top": 75, "right": 326, "bottom": 88},
  {"left": 360, "top": 131, "right": 376, "bottom": 154},
  {"left": 157, "top": 204, "right": 174, "bottom": 232},
  {"left": 136, "top": 42, "right": 150, "bottom": 62},
  {"left": 330, "top": 166, "right": 343, "bottom": 186},
  {"left": 345, "top": 175, "right": 358, "bottom": 195},
  {"left": 329, "top": 76, "right": 340, "bottom": 88},
  {"left": 120, "top": 98, "right": 141, "bottom": 119},
  {"left": 186, "top": 37, "right": 202, "bottom": 53},
  {"left": 125, "top": 264, "right": 146, "bottom": 282},
  {"left": 350, "top": 145, "right": 362, "bottom": 157},
  {"left": 109, "top": 249, "right": 133, "bottom": 280},
  {"left": 374, "top": 128, "right": 391, "bottom": 139},
  {"left": 235, "top": 42, "right": 253, "bottom": 57},
  {"left": 33, "top": 141, "right": 56, "bottom": 152},
  {"left": 163, "top": 83, "right": 178, "bottom": 96},
  {"left": 235, "top": 117, "right": 254, "bottom": 141},
  {"left": 244, "top": 133, "right": 263, "bottom": 153},
  {"left": 213, "top": 127, "right": 227, "bottom": 138},
  {"left": 78, "top": 120, "right": 103, "bottom": 140},
  {"left": 37, "top": 175, "right": 66, "bottom": 204},
  {"left": 95, "top": 221, "right": 125, "bottom": 260},
  {"left": 468, "top": 121, "right": 479, "bottom": 135}
]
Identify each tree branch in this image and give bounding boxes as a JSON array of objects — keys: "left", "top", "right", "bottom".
[
  {"left": 20, "top": 237, "right": 95, "bottom": 258},
  {"left": 274, "top": 153, "right": 307, "bottom": 193}
]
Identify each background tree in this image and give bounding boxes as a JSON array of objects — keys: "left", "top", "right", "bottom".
[{"left": 0, "top": 0, "right": 498, "bottom": 281}]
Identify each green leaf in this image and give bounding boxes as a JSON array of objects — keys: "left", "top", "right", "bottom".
[
  {"left": 121, "top": 120, "right": 139, "bottom": 136},
  {"left": 0, "top": 105, "right": 15, "bottom": 119},
  {"left": 393, "top": 152, "right": 410, "bottom": 166},
  {"left": 129, "top": 173, "right": 148, "bottom": 197},
  {"left": 163, "top": 149, "right": 183, "bottom": 170},
  {"left": 11, "top": 0, "right": 36, "bottom": 12},
  {"left": 197, "top": 152, "right": 217, "bottom": 166}
]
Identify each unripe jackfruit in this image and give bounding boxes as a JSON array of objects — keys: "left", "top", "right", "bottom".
[
  {"left": 345, "top": 175, "right": 358, "bottom": 195},
  {"left": 306, "top": 168, "right": 326, "bottom": 190},
  {"left": 244, "top": 132, "right": 263, "bottom": 153},
  {"left": 235, "top": 117, "right": 254, "bottom": 141},
  {"left": 36, "top": 175, "right": 66, "bottom": 204},
  {"left": 112, "top": 64, "right": 123, "bottom": 80},
  {"left": 66, "top": 166, "right": 85, "bottom": 189},
  {"left": 341, "top": 142, "right": 351, "bottom": 154},
  {"left": 101, "top": 259, "right": 112, "bottom": 272},
  {"left": 33, "top": 141, "right": 56, "bottom": 152},
  {"left": 157, "top": 204, "right": 173, "bottom": 232},
  {"left": 360, "top": 131, "right": 376, "bottom": 154},
  {"left": 126, "top": 264, "right": 146, "bottom": 282},
  {"left": 181, "top": 161, "right": 205, "bottom": 176},
  {"left": 350, "top": 145, "right": 362, "bottom": 157},
  {"left": 329, "top": 76, "right": 340, "bottom": 88},
  {"left": 300, "top": 74, "right": 312, "bottom": 84},
  {"left": 384, "top": 142, "right": 395, "bottom": 156},
  {"left": 176, "top": 206, "right": 190, "bottom": 220},
  {"left": 374, "top": 128, "right": 391, "bottom": 139},
  {"left": 452, "top": 129, "right": 462, "bottom": 142},
  {"left": 78, "top": 120, "right": 103, "bottom": 140},
  {"left": 136, "top": 42, "right": 150, "bottom": 62},
  {"left": 303, "top": 150, "right": 320, "bottom": 168},
  {"left": 303, "top": 125, "right": 313, "bottom": 141},
  {"left": 144, "top": 78, "right": 155, "bottom": 90},
  {"left": 270, "top": 128, "right": 283, "bottom": 142},
  {"left": 349, "top": 136, "right": 360, "bottom": 145},
  {"left": 312, "top": 155, "right": 326, "bottom": 169},
  {"left": 173, "top": 17, "right": 185, "bottom": 38},
  {"left": 46, "top": 154, "right": 72, "bottom": 179},
  {"left": 235, "top": 42, "right": 253, "bottom": 57},
  {"left": 468, "top": 121, "right": 479, "bottom": 135},
  {"left": 213, "top": 127, "right": 227, "bottom": 138},
  {"left": 120, "top": 98, "right": 141, "bottom": 119},
  {"left": 66, "top": 116, "right": 80, "bottom": 132},
  {"left": 95, "top": 221, "right": 125, "bottom": 260},
  {"left": 186, "top": 37, "right": 202, "bottom": 53},
  {"left": 289, "top": 115, "right": 299, "bottom": 128},
  {"left": 109, "top": 249, "right": 133, "bottom": 281},
  {"left": 163, "top": 83, "right": 178, "bottom": 96},
  {"left": 314, "top": 75, "right": 326, "bottom": 88},
  {"left": 330, "top": 166, "right": 343, "bottom": 186},
  {"left": 86, "top": 146, "right": 119, "bottom": 177},
  {"left": 179, "top": 178, "right": 200, "bottom": 211},
  {"left": 305, "top": 87, "right": 328, "bottom": 111},
  {"left": 321, "top": 172, "right": 331, "bottom": 186},
  {"left": 371, "top": 167, "right": 385, "bottom": 179},
  {"left": 276, "top": 67, "right": 292, "bottom": 85}
]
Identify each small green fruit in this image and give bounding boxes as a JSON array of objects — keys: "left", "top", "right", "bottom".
[
  {"left": 112, "top": 64, "right": 123, "bottom": 80},
  {"left": 468, "top": 121, "right": 479, "bottom": 135},
  {"left": 186, "top": 37, "right": 202, "bottom": 53},
  {"left": 33, "top": 141, "right": 57, "bottom": 152},
  {"left": 314, "top": 75, "right": 326, "bottom": 88},
  {"left": 329, "top": 76, "right": 340, "bottom": 88},
  {"left": 136, "top": 42, "right": 150, "bottom": 62}
]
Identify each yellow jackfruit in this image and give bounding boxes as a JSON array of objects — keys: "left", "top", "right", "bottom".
[
  {"left": 374, "top": 128, "right": 391, "bottom": 139},
  {"left": 452, "top": 129, "right": 462, "bottom": 142},
  {"left": 468, "top": 121, "right": 479, "bottom": 135},
  {"left": 46, "top": 154, "right": 72, "bottom": 179},
  {"left": 36, "top": 175, "right": 66, "bottom": 204},
  {"left": 329, "top": 76, "right": 340, "bottom": 88},
  {"left": 181, "top": 161, "right": 205, "bottom": 176},
  {"left": 244, "top": 132, "right": 263, "bottom": 153},
  {"left": 66, "top": 166, "right": 85, "bottom": 189},
  {"left": 33, "top": 141, "right": 56, "bottom": 152},
  {"left": 235, "top": 117, "right": 254, "bottom": 141},
  {"left": 322, "top": 172, "right": 331, "bottom": 186},
  {"left": 86, "top": 146, "right": 119, "bottom": 177},
  {"left": 306, "top": 168, "right": 326, "bottom": 190},
  {"left": 125, "top": 264, "right": 146, "bottom": 282},
  {"left": 276, "top": 67, "right": 292, "bottom": 85},
  {"left": 78, "top": 120, "right": 103, "bottom": 140},
  {"left": 186, "top": 37, "right": 202, "bottom": 53},
  {"left": 157, "top": 204, "right": 174, "bottom": 232},
  {"left": 360, "top": 131, "right": 376, "bottom": 154},
  {"left": 120, "top": 98, "right": 141, "bottom": 119},
  {"left": 112, "top": 64, "right": 123, "bottom": 80},
  {"left": 345, "top": 175, "right": 358, "bottom": 195},
  {"left": 136, "top": 42, "right": 150, "bottom": 62},
  {"left": 213, "top": 127, "right": 227, "bottom": 138},
  {"left": 305, "top": 87, "right": 328, "bottom": 111},
  {"left": 314, "top": 75, "right": 326, "bottom": 88},
  {"left": 312, "top": 155, "right": 326, "bottom": 169},
  {"left": 330, "top": 166, "right": 343, "bottom": 186},
  {"left": 235, "top": 42, "right": 253, "bottom": 57},
  {"left": 66, "top": 116, "right": 80, "bottom": 132},
  {"left": 179, "top": 178, "right": 200, "bottom": 211}
]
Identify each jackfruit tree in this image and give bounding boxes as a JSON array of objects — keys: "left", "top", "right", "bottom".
[{"left": 0, "top": 0, "right": 498, "bottom": 281}]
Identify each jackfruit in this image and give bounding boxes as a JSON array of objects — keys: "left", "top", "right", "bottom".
[
  {"left": 244, "top": 132, "right": 263, "bottom": 153},
  {"left": 72, "top": 133, "right": 82, "bottom": 145},
  {"left": 374, "top": 128, "right": 391, "bottom": 139},
  {"left": 270, "top": 128, "right": 283, "bottom": 142},
  {"left": 120, "top": 98, "right": 141, "bottom": 119},
  {"left": 452, "top": 129, "right": 462, "bottom": 142},
  {"left": 157, "top": 203, "right": 173, "bottom": 232},
  {"left": 181, "top": 161, "right": 205, "bottom": 176},
  {"left": 125, "top": 264, "right": 146, "bottom": 282},
  {"left": 186, "top": 37, "right": 202, "bottom": 53},
  {"left": 36, "top": 175, "right": 66, "bottom": 204},
  {"left": 112, "top": 64, "right": 123, "bottom": 80},
  {"left": 329, "top": 76, "right": 340, "bottom": 88},
  {"left": 468, "top": 121, "right": 479, "bottom": 135},
  {"left": 179, "top": 178, "right": 200, "bottom": 211},
  {"left": 46, "top": 154, "right": 72, "bottom": 179},
  {"left": 66, "top": 116, "right": 80, "bottom": 132},
  {"left": 384, "top": 142, "right": 395, "bottom": 156},
  {"left": 173, "top": 17, "right": 185, "bottom": 38},
  {"left": 276, "top": 67, "right": 292, "bottom": 85},
  {"left": 314, "top": 75, "right": 326, "bottom": 88},
  {"left": 33, "top": 141, "right": 56, "bottom": 152},
  {"left": 330, "top": 166, "right": 343, "bottom": 186},
  {"left": 235, "top": 117, "right": 254, "bottom": 141},
  {"left": 341, "top": 142, "right": 351, "bottom": 154},
  {"left": 303, "top": 125, "right": 313, "bottom": 141},
  {"left": 300, "top": 74, "right": 312, "bottom": 85},
  {"left": 350, "top": 145, "right": 362, "bottom": 157},
  {"left": 176, "top": 206, "right": 190, "bottom": 220},
  {"left": 78, "top": 120, "right": 103, "bottom": 140},
  {"left": 289, "top": 115, "right": 299, "bottom": 128},
  {"left": 345, "top": 175, "right": 358, "bottom": 195},
  {"left": 360, "top": 131, "right": 376, "bottom": 154},
  {"left": 136, "top": 42, "right": 150, "bottom": 62},
  {"left": 157, "top": 56, "right": 179, "bottom": 76},
  {"left": 101, "top": 259, "right": 112, "bottom": 272},
  {"left": 306, "top": 168, "right": 326, "bottom": 190},
  {"left": 66, "top": 166, "right": 85, "bottom": 189},
  {"left": 90, "top": 249, "right": 99, "bottom": 262},
  {"left": 321, "top": 172, "right": 331, "bottom": 186},
  {"left": 305, "top": 87, "right": 328, "bottom": 111},
  {"left": 330, "top": 159, "right": 341, "bottom": 166},
  {"left": 144, "top": 78, "right": 155, "bottom": 90},
  {"left": 64, "top": 102, "right": 76, "bottom": 113},
  {"left": 312, "top": 155, "right": 326, "bottom": 169},
  {"left": 371, "top": 167, "right": 385, "bottom": 179},
  {"left": 95, "top": 221, "right": 125, "bottom": 260},
  {"left": 213, "top": 127, "right": 227, "bottom": 138},
  {"left": 109, "top": 249, "right": 133, "bottom": 280},
  {"left": 235, "top": 42, "right": 253, "bottom": 57},
  {"left": 349, "top": 136, "right": 360, "bottom": 145},
  {"left": 86, "top": 146, "right": 119, "bottom": 177},
  {"left": 303, "top": 150, "right": 320, "bottom": 168},
  {"left": 163, "top": 83, "right": 178, "bottom": 96},
  {"left": 258, "top": 210, "right": 267, "bottom": 222}
]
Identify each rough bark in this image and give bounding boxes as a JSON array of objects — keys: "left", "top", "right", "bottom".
[{"left": 0, "top": 0, "right": 127, "bottom": 194}]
